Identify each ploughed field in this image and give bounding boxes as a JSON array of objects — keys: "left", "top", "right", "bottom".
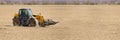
[{"left": 0, "top": 5, "right": 120, "bottom": 40}]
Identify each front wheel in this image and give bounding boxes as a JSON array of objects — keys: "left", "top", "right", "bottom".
[{"left": 29, "top": 18, "right": 36, "bottom": 27}]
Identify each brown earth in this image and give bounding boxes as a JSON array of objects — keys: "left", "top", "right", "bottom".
[{"left": 0, "top": 5, "right": 120, "bottom": 40}]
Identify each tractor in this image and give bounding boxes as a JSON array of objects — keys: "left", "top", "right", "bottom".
[{"left": 12, "top": 8, "right": 58, "bottom": 27}]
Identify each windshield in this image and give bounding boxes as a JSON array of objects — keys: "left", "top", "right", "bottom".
[
  {"left": 19, "top": 9, "right": 33, "bottom": 16},
  {"left": 28, "top": 9, "right": 33, "bottom": 16}
]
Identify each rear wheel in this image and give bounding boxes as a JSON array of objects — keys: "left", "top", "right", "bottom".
[
  {"left": 29, "top": 18, "right": 36, "bottom": 27},
  {"left": 13, "top": 17, "right": 19, "bottom": 26}
]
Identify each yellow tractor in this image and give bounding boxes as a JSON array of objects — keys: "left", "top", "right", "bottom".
[{"left": 12, "top": 8, "right": 58, "bottom": 27}]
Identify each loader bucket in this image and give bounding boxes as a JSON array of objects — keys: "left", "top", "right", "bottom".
[{"left": 44, "top": 19, "right": 58, "bottom": 26}]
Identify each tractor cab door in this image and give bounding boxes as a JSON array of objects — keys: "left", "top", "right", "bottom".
[{"left": 18, "top": 9, "right": 30, "bottom": 25}]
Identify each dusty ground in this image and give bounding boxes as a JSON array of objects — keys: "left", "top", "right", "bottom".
[{"left": 0, "top": 5, "right": 120, "bottom": 40}]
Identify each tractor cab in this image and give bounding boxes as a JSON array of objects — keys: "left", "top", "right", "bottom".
[
  {"left": 18, "top": 8, "right": 35, "bottom": 26},
  {"left": 19, "top": 8, "right": 33, "bottom": 17}
]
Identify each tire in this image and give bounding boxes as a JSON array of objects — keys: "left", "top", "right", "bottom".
[
  {"left": 29, "top": 18, "right": 36, "bottom": 27},
  {"left": 13, "top": 17, "right": 19, "bottom": 26}
]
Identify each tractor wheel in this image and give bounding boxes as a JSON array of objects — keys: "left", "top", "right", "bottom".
[
  {"left": 13, "top": 17, "right": 19, "bottom": 26},
  {"left": 29, "top": 18, "right": 36, "bottom": 27}
]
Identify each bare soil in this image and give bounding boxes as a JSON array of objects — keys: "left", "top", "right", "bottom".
[{"left": 0, "top": 5, "right": 120, "bottom": 40}]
